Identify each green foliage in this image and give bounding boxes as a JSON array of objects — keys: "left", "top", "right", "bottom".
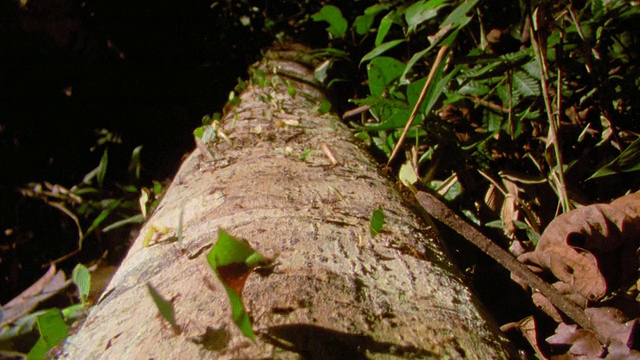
[
  {"left": 207, "top": 230, "right": 267, "bottom": 340},
  {"left": 27, "top": 309, "right": 68, "bottom": 360},
  {"left": 313, "top": 0, "right": 640, "bottom": 247},
  {"left": 72, "top": 264, "right": 91, "bottom": 305},
  {"left": 312, "top": 5, "right": 348, "bottom": 38}
]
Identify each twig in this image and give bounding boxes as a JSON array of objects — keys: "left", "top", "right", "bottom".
[
  {"left": 342, "top": 105, "right": 371, "bottom": 119},
  {"left": 387, "top": 45, "right": 450, "bottom": 166},
  {"left": 414, "top": 191, "right": 596, "bottom": 335},
  {"left": 529, "top": 16, "right": 571, "bottom": 213}
]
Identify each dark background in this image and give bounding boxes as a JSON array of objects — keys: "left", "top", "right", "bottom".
[{"left": 0, "top": 0, "right": 277, "bottom": 303}]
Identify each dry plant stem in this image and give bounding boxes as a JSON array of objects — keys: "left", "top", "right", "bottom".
[
  {"left": 387, "top": 45, "right": 450, "bottom": 166},
  {"left": 414, "top": 191, "right": 596, "bottom": 335},
  {"left": 529, "top": 22, "right": 571, "bottom": 213}
]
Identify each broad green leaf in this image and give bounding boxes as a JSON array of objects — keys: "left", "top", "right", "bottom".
[
  {"left": 207, "top": 230, "right": 267, "bottom": 340},
  {"left": 354, "top": 14, "right": 375, "bottom": 35},
  {"left": 360, "top": 39, "right": 406, "bottom": 64},
  {"left": 72, "top": 264, "right": 91, "bottom": 304},
  {"left": 370, "top": 207, "right": 385, "bottom": 236},
  {"left": 588, "top": 137, "right": 640, "bottom": 179},
  {"left": 28, "top": 309, "right": 68, "bottom": 360},
  {"left": 312, "top": 5, "right": 348, "bottom": 38},
  {"left": 405, "top": 0, "right": 447, "bottom": 34},
  {"left": 147, "top": 284, "right": 180, "bottom": 333},
  {"left": 367, "top": 57, "right": 406, "bottom": 97}
]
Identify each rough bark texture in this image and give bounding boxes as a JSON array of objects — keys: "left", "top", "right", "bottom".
[{"left": 62, "top": 43, "right": 513, "bottom": 359}]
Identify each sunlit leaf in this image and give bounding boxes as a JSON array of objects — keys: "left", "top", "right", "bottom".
[
  {"left": 28, "top": 309, "right": 68, "bottom": 360},
  {"left": 72, "top": 264, "right": 91, "bottom": 304},
  {"left": 312, "top": 5, "right": 348, "bottom": 38},
  {"left": 207, "top": 230, "right": 267, "bottom": 340}
]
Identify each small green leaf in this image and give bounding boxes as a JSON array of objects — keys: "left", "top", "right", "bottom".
[
  {"left": 72, "top": 264, "right": 91, "bottom": 304},
  {"left": 360, "top": 39, "right": 406, "bottom": 64},
  {"left": 28, "top": 309, "right": 68, "bottom": 360},
  {"left": 318, "top": 99, "right": 332, "bottom": 114},
  {"left": 207, "top": 230, "right": 267, "bottom": 340},
  {"left": 147, "top": 284, "right": 180, "bottom": 333},
  {"left": 97, "top": 148, "right": 108, "bottom": 189},
  {"left": 128, "top": 145, "right": 143, "bottom": 181},
  {"left": 589, "top": 137, "right": 640, "bottom": 179},
  {"left": 370, "top": 207, "right": 385, "bottom": 237},
  {"left": 101, "top": 213, "right": 145, "bottom": 232},
  {"left": 399, "top": 162, "right": 418, "bottom": 186},
  {"left": 312, "top": 5, "right": 348, "bottom": 38},
  {"left": 80, "top": 198, "right": 123, "bottom": 249},
  {"left": 299, "top": 148, "right": 311, "bottom": 161}
]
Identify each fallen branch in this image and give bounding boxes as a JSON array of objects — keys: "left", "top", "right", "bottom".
[{"left": 414, "top": 191, "right": 597, "bottom": 335}]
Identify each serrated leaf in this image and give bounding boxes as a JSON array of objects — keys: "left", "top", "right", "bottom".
[
  {"left": 312, "top": 5, "right": 348, "bottom": 38},
  {"left": 147, "top": 284, "right": 179, "bottom": 333},
  {"left": 370, "top": 207, "right": 385, "bottom": 236},
  {"left": 72, "top": 264, "right": 91, "bottom": 304},
  {"left": 512, "top": 70, "right": 539, "bottom": 98}
]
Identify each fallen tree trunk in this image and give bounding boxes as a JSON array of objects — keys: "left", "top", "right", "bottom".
[{"left": 62, "top": 43, "right": 513, "bottom": 359}]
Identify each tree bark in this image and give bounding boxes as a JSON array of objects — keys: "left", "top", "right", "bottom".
[{"left": 62, "top": 43, "right": 513, "bottom": 359}]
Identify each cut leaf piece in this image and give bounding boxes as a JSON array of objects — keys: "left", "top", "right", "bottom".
[
  {"left": 207, "top": 230, "right": 267, "bottom": 340},
  {"left": 312, "top": 5, "right": 348, "bottom": 38},
  {"left": 370, "top": 207, "right": 385, "bottom": 236}
]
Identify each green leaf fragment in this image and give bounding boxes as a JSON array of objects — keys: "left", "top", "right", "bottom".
[
  {"left": 207, "top": 229, "right": 267, "bottom": 340},
  {"left": 370, "top": 207, "right": 385, "bottom": 236},
  {"left": 28, "top": 309, "right": 68, "bottom": 360},
  {"left": 72, "top": 264, "right": 91, "bottom": 304}
]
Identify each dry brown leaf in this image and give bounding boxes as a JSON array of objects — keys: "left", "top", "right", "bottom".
[
  {"left": 0, "top": 265, "right": 71, "bottom": 327},
  {"left": 518, "top": 247, "right": 606, "bottom": 302},
  {"left": 517, "top": 191, "right": 640, "bottom": 313},
  {"left": 547, "top": 322, "right": 603, "bottom": 358},
  {"left": 585, "top": 307, "right": 637, "bottom": 358}
]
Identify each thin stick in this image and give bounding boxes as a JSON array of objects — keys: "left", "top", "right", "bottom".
[
  {"left": 387, "top": 45, "right": 450, "bottom": 166},
  {"left": 414, "top": 191, "right": 596, "bottom": 335}
]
